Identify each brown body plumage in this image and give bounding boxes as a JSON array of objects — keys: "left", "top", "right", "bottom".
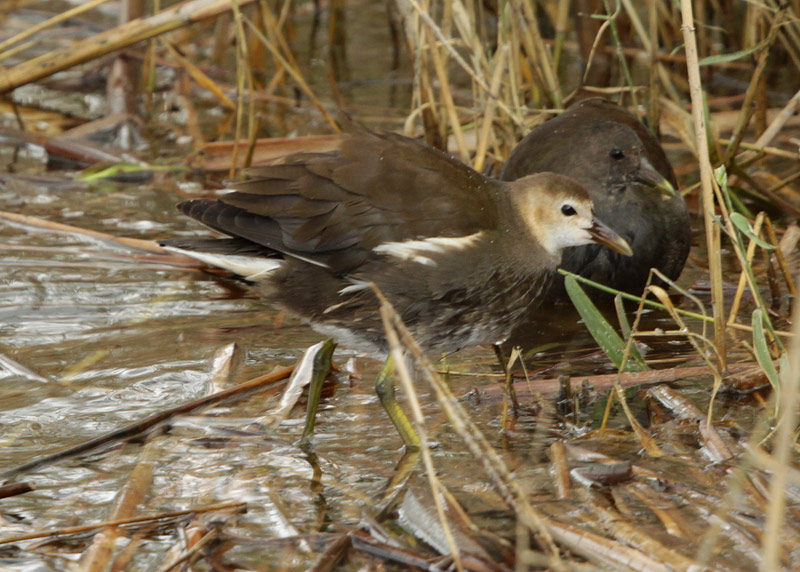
[{"left": 163, "top": 130, "right": 631, "bottom": 355}]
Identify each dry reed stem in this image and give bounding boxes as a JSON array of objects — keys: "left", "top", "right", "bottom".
[
  {"left": 425, "top": 23, "right": 470, "bottom": 162},
  {"left": 680, "top": 0, "right": 727, "bottom": 368},
  {"left": 727, "top": 213, "right": 766, "bottom": 326},
  {"left": 157, "top": 528, "right": 220, "bottom": 572},
  {"left": 243, "top": 17, "right": 340, "bottom": 133},
  {"left": 372, "top": 286, "right": 564, "bottom": 567},
  {"left": 519, "top": 1, "right": 562, "bottom": 107},
  {"left": 544, "top": 518, "right": 669, "bottom": 572},
  {"left": 0, "top": 0, "right": 257, "bottom": 94},
  {"left": 764, "top": 217, "right": 797, "bottom": 296},
  {"left": 406, "top": 0, "right": 491, "bottom": 93},
  {"left": 0, "top": 210, "right": 200, "bottom": 261},
  {"left": 723, "top": 6, "right": 785, "bottom": 164},
  {"left": 473, "top": 45, "right": 507, "bottom": 172},
  {"left": 162, "top": 39, "right": 235, "bottom": 109},
  {"left": 79, "top": 440, "right": 160, "bottom": 572},
  {"left": 0, "top": 0, "right": 112, "bottom": 55},
  {"left": 376, "top": 290, "right": 464, "bottom": 572},
  {"left": 587, "top": 493, "right": 705, "bottom": 570},
  {"left": 230, "top": 0, "right": 250, "bottom": 176},
  {"left": 552, "top": 0, "right": 571, "bottom": 72}
]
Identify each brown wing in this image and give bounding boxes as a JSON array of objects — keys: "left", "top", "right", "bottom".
[{"left": 176, "top": 131, "right": 499, "bottom": 274}]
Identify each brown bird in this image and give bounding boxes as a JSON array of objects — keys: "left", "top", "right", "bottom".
[
  {"left": 502, "top": 98, "right": 690, "bottom": 299},
  {"left": 162, "top": 130, "right": 632, "bottom": 446}
]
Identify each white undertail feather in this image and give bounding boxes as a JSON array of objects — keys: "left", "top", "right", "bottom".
[
  {"left": 373, "top": 232, "right": 484, "bottom": 266},
  {"left": 162, "top": 246, "right": 282, "bottom": 280}
]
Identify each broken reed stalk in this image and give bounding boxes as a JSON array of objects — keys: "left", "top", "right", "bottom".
[{"left": 680, "top": 0, "right": 727, "bottom": 369}]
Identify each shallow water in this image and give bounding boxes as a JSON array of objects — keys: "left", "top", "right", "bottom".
[{"left": 0, "top": 167, "right": 721, "bottom": 569}]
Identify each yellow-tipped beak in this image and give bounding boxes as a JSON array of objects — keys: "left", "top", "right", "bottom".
[
  {"left": 639, "top": 157, "right": 677, "bottom": 198},
  {"left": 589, "top": 219, "right": 633, "bottom": 257}
]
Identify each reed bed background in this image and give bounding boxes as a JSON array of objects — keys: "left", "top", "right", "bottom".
[{"left": 1, "top": 0, "right": 800, "bottom": 570}]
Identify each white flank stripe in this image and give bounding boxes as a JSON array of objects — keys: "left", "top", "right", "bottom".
[
  {"left": 372, "top": 232, "right": 483, "bottom": 267},
  {"left": 162, "top": 246, "right": 282, "bottom": 280},
  {"left": 338, "top": 279, "right": 371, "bottom": 295}
]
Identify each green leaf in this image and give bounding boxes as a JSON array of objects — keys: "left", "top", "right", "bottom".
[
  {"left": 699, "top": 41, "right": 763, "bottom": 66},
  {"left": 77, "top": 162, "right": 182, "bottom": 182},
  {"left": 752, "top": 309, "right": 779, "bottom": 389},
  {"left": 730, "top": 213, "right": 776, "bottom": 250},
  {"left": 564, "top": 275, "right": 649, "bottom": 372}
]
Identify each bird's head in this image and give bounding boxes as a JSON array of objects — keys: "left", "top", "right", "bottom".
[{"left": 509, "top": 173, "right": 633, "bottom": 258}]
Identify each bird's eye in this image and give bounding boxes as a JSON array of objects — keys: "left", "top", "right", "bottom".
[
  {"left": 610, "top": 148, "right": 625, "bottom": 160},
  {"left": 561, "top": 204, "right": 577, "bottom": 216}
]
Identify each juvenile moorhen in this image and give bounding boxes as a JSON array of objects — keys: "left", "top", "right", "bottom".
[
  {"left": 162, "top": 130, "right": 632, "bottom": 446},
  {"left": 502, "top": 98, "right": 691, "bottom": 299}
]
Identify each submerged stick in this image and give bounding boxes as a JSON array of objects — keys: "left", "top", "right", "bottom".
[{"left": 473, "top": 363, "right": 757, "bottom": 403}]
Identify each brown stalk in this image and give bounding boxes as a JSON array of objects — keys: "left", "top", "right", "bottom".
[
  {"left": 161, "top": 39, "right": 236, "bottom": 109},
  {"left": 229, "top": 0, "right": 249, "bottom": 177},
  {"left": 544, "top": 517, "right": 669, "bottom": 571},
  {"left": 0, "top": 0, "right": 257, "bottom": 94},
  {"left": 242, "top": 17, "right": 340, "bottom": 133},
  {"left": 79, "top": 440, "right": 160, "bottom": 572},
  {"left": 157, "top": 528, "right": 219, "bottom": 572},
  {"left": 764, "top": 217, "right": 796, "bottom": 296},
  {"left": 424, "top": 22, "right": 470, "bottom": 162},
  {"left": 519, "top": 0, "right": 562, "bottom": 107},
  {"left": 0, "top": 209, "right": 205, "bottom": 264},
  {"left": 727, "top": 212, "right": 766, "bottom": 326},
  {"left": 508, "top": 3, "right": 552, "bottom": 104},
  {"left": 473, "top": 45, "right": 507, "bottom": 173},
  {"left": 680, "top": 0, "right": 727, "bottom": 369},
  {"left": 377, "top": 288, "right": 464, "bottom": 572},
  {"left": 0, "top": 0, "right": 112, "bottom": 55},
  {"left": 552, "top": 0, "right": 571, "bottom": 72},
  {"left": 371, "top": 285, "right": 564, "bottom": 567},
  {"left": 648, "top": 0, "right": 660, "bottom": 135},
  {"left": 723, "top": 6, "right": 785, "bottom": 164},
  {"left": 548, "top": 441, "right": 571, "bottom": 500},
  {"left": 587, "top": 492, "right": 706, "bottom": 570},
  {"left": 472, "top": 363, "right": 756, "bottom": 403}
]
